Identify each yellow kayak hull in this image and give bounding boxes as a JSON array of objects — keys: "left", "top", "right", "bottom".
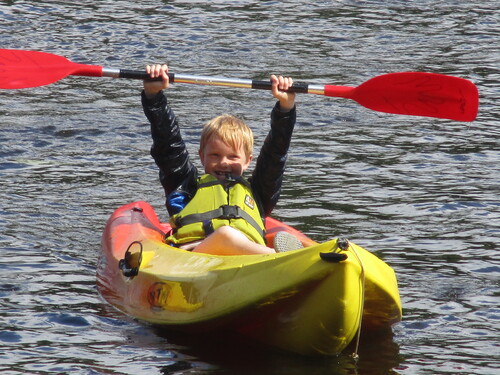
[{"left": 97, "top": 201, "right": 401, "bottom": 356}]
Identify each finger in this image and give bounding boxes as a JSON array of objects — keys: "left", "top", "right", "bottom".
[
  {"left": 146, "top": 64, "right": 159, "bottom": 78},
  {"left": 161, "top": 64, "right": 169, "bottom": 86},
  {"left": 154, "top": 64, "right": 163, "bottom": 77},
  {"left": 270, "top": 74, "right": 280, "bottom": 95},
  {"left": 278, "top": 75, "right": 285, "bottom": 90},
  {"left": 160, "top": 64, "right": 168, "bottom": 77},
  {"left": 148, "top": 64, "right": 157, "bottom": 78}
]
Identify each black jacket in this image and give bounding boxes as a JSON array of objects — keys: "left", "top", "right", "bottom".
[{"left": 141, "top": 90, "right": 296, "bottom": 217}]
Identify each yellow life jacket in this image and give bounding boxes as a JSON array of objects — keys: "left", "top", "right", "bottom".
[{"left": 166, "top": 174, "right": 266, "bottom": 245}]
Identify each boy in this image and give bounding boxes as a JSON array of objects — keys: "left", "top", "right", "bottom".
[{"left": 142, "top": 64, "right": 299, "bottom": 255}]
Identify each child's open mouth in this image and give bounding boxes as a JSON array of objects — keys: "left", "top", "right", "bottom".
[{"left": 214, "top": 171, "right": 230, "bottom": 178}]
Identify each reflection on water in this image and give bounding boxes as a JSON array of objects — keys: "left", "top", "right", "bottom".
[{"left": 1, "top": 0, "right": 498, "bottom": 374}]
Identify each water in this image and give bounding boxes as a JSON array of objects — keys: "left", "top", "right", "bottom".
[{"left": 1, "top": 1, "right": 498, "bottom": 374}]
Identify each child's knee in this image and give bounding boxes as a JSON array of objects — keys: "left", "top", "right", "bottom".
[{"left": 214, "top": 225, "right": 246, "bottom": 242}]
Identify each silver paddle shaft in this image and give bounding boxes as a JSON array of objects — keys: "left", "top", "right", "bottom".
[{"left": 102, "top": 68, "right": 325, "bottom": 95}]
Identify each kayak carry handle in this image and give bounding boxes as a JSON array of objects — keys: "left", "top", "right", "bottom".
[
  {"left": 320, "top": 238, "right": 350, "bottom": 262},
  {"left": 118, "top": 241, "right": 143, "bottom": 277},
  {"left": 320, "top": 252, "right": 348, "bottom": 262}
]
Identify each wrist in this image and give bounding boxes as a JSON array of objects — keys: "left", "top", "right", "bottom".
[
  {"left": 144, "top": 88, "right": 162, "bottom": 99},
  {"left": 278, "top": 100, "right": 295, "bottom": 112}
]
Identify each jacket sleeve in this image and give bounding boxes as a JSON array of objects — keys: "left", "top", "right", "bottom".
[
  {"left": 141, "top": 90, "right": 198, "bottom": 201},
  {"left": 250, "top": 102, "right": 296, "bottom": 217}
]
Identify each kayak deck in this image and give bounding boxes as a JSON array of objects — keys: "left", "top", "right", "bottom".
[{"left": 97, "top": 201, "right": 401, "bottom": 356}]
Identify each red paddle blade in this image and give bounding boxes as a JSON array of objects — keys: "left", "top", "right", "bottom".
[
  {"left": 325, "top": 72, "right": 478, "bottom": 122},
  {"left": 0, "top": 49, "right": 102, "bottom": 89}
]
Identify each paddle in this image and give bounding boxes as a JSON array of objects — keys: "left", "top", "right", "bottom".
[{"left": 0, "top": 48, "right": 478, "bottom": 121}]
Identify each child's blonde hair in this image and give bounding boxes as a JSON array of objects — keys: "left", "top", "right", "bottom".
[{"left": 200, "top": 114, "right": 253, "bottom": 159}]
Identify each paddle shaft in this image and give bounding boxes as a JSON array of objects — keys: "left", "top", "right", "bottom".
[
  {"left": 105, "top": 68, "right": 344, "bottom": 97},
  {"left": 63, "top": 61, "right": 354, "bottom": 98}
]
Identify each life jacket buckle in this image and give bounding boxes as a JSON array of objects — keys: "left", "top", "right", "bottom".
[{"left": 220, "top": 205, "right": 240, "bottom": 219}]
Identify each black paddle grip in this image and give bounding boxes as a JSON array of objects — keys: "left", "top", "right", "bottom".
[
  {"left": 118, "top": 69, "right": 175, "bottom": 82},
  {"left": 252, "top": 80, "right": 308, "bottom": 93}
]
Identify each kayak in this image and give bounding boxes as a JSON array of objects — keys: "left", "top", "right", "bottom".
[{"left": 97, "top": 201, "right": 402, "bottom": 356}]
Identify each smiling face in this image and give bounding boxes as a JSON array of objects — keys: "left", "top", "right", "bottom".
[
  {"left": 199, "top": 114, "right": 254, "bottom": 180},
  {"left": 199, "top": 135, "right": 252, "bottom": 180}
]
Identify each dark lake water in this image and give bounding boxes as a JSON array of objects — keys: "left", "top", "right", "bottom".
[{"left": 1, "top": 1, "right": 498, "bottom": 374}]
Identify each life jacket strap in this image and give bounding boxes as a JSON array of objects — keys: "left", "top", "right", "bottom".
[{"left": 175, "top": 204, "right": 265, "bottom": 239}]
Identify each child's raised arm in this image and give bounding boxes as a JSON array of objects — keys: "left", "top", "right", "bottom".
[
  {"left": 270, "top": 75, "right": 296, "bottom": 112},
  {"left": 143, "top": 64, "right": 170, "bottom": 98}
]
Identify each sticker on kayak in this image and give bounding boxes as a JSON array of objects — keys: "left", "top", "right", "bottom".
[
  {"left": 148, "top": 281, "right": 203, "bottom": 312},
  {"left": 244, "top": 194, "right": 255, "bottom": 210}
]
